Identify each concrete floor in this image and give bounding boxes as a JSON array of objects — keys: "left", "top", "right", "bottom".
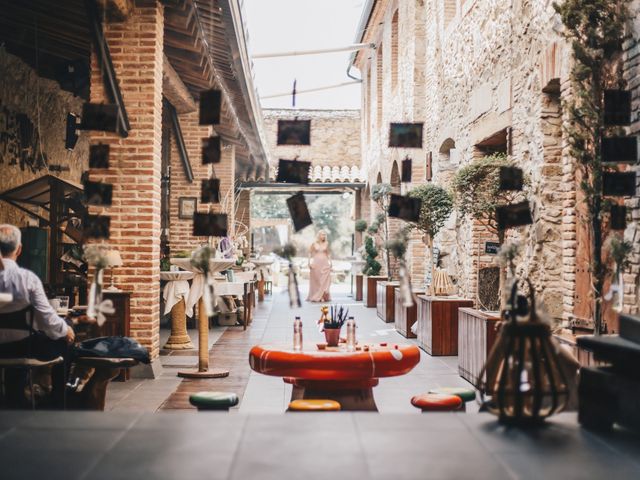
[{"left": 104, "top": 282, "right": 478, "bottom": 414}]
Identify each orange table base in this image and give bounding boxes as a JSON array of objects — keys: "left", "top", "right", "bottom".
[
  {"left": 251, "top": 344, "right": 420, "bottom": 411},
  {"left": 293, "top": 378, "right": 380, "bottom": 411}
]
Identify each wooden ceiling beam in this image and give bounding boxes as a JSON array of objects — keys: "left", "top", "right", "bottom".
[{"left": 162, "top": 55, "right": 197, "bottom": 114}]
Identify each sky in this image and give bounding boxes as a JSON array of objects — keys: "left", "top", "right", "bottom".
[{"left": 243, "top": 0, "right": 364, "bottom": 110}]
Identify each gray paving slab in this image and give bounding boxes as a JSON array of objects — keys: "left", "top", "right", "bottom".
[{"left": 0, "top": 412, "right": 637, "bottom": 479}]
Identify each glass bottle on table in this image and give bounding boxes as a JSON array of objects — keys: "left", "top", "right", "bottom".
[
  {"left": 293, "top": 316, "right": 303, "bottom": 351},
  {"left": 346, "top": 316, "right": 356, "bottom": 352}
]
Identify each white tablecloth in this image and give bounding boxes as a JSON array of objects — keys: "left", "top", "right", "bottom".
[
  {"left": 215, "top": 281, "right": 247, "bottom": 297},
  {"left": 170, "top": 258, "right": 236, "bottom": 317}
]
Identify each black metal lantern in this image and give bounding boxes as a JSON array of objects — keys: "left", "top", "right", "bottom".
[{"left": 480, "top": 279, "right": 569, "bottom": 425}]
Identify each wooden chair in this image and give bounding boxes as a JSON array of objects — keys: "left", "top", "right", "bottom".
[{"left": 0, "top": 307, "right": 64, "bottom": 409}]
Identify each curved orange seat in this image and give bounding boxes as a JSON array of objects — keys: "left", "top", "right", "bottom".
[
  {"left": 249, "top": 344, "right": 420, "bottom": 382},
  {"left": 411, "top": 393, "right": 462, "bottom": 411},
  {"left": 288, "top": 399, "right": 341, "bottom": 411}
]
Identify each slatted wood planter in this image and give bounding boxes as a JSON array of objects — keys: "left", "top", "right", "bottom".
[
  {"left": 418, "top": 296, "right": 474, "bottom": 356},
  {"left": 457, "top": 307, "right": 500, "bottom": 388},
  {"left": 355, "top": 274, "right": 363, "bottom": 301},
  {"left": 377, "top": 281, "right": 399, "bottom": 323},
  {"left": 394, "top": 288, "right": 426, "bottom": 338},
  {"left": 365, "top": 276, "right": 388, "bottom": 308}
]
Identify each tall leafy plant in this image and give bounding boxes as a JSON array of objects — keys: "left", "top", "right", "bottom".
[
  {"left": 452, "top": 153, "right": 525, "bottom": 306},
  {"left": 371, "top": 183, "right": 393, "bottom": 278},
  {"left": 407, "top": 183, "right": 454, "bottom": 287},
  {"left": 554, "top": 0, "right": 631, "bottom": 334}
]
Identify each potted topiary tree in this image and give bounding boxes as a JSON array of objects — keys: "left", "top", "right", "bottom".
[
  {"left": 371, "top": 183, "right": 393, "bottom": 278},
  {"left": 407, "top": 183, "right": 454, "bottom": 292}
]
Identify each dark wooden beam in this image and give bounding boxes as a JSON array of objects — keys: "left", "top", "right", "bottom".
[
  {"left": 84, "top": 0, "right": 130, "bottom": 137},
  {"left": 164, "top": 98, "right": 194, "bottom": 183}
]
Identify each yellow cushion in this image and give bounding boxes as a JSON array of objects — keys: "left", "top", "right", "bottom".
[{"left": 288, "top": 399, "right": 341, "bottom": 411}]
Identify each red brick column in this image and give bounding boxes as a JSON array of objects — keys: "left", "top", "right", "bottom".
[
  {"left": 169, "top": 109, "right": 212, "bottom": 254},
  {"left": 89, "top": 1, "right": 164, "bottom": 363},
  {"left": 215, "top": 143, "right": 236, "bottom": 235}
]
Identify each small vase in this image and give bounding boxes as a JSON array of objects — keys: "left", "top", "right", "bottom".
[{"left": 324, "top": 328, "right": 341, "bottom": 347}]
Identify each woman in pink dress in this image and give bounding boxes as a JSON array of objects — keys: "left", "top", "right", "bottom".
[{"left": 306, "top": 230, "right": 332, "bottom": 302}]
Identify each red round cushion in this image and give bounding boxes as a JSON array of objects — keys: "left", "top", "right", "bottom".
[{"left": 411, "top": 393, "right": 462, "bottom": 411}]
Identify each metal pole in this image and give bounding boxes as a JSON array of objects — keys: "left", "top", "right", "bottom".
[{"left": 253, "top": 43, "right": 376, "bottom": 59}]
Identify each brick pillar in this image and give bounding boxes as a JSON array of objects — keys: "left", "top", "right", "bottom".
[
  {"left": 89, "top": 1, "right": 164, "bottom": 366},
  {"left": 168, "top": 108, "right": 212, "bottom": 253},
  {"left": 215, "top": 143, "right": 236, "bottom": 235},
  {"left": 404, "top": 154, "right": 428, "bottom": 289}
]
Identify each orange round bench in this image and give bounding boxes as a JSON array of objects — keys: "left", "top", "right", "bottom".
[{"left": 411, "top": 393, "right": 462, "bottom": 412}]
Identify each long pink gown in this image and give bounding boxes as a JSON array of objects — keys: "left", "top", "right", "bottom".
[{"left": 307, "top": 243, "right": 332, "bottom": 302}]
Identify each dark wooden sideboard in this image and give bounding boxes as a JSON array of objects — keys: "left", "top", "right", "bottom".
[
  {"left": 377, "top": 281, "right": 399, "bottom": 323},
  {"left": 365, "top": 276, "right": 387, "bottom": 308},
  {"left": 394, "top": 288, "right": 426, "bottom": 338},
  {"left": 417, "top": 296, "right": 474, "bottom": 356},
  {"left": 457, "top": 307, "right": 500, "bottom": 388}
]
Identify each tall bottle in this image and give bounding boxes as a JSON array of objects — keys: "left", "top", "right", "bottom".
[
  {"left": 346, "top": 316, "right": 356, "bottom": 352},
  {"left": 293, "top": 316, "right": 303, "bottom": 351}
]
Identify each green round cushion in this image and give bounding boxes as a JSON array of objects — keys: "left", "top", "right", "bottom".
[
  {"left": 189, "top": 391, "right": 239, "bottom": 409},
  {"left": 429, "top": 387, "right": 476, "bottom": 403}
]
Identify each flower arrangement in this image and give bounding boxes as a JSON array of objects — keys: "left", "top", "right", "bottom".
[
  {"left": 325, "top": 304, "right": 350, "bottom": 329},
  {"left": 83, "top": 245, "right": 110, "bottom": 270},
  {"left": 190, "top": 245, "right": 213, "bottom": 273}
]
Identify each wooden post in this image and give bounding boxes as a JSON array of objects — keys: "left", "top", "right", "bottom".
[{"left": 178, "top": 297, "right": 229, "bottom": 378}]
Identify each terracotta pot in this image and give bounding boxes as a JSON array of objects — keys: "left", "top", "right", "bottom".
[{"left": 324, "top": 328, "right": 341, "bottom": 347}]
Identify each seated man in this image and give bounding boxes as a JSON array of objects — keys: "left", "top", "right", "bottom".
[{"left": 0, "top": 224, "right": 75, "bottom": 406}]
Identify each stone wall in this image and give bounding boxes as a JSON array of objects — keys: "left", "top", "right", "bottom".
[
  {"left": 355, "top": 0, "right": 640, "bottom": 322},
  {"left": 622, "top": 0, "right": 640, "bottom": 316},
  {"left": 263, "top": 108, "right": 361, "bottom": 173},
  {"left": 0, "top": 47, "right": 88, "bottom": 225}
]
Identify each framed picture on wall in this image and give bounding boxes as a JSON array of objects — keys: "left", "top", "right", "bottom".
[{"left": 179, "top": 197, "right": 197, "bottom": 219}]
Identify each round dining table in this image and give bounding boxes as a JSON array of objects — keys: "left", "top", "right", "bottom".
[{"left": 249, "top": 343, "right": 421, "bottom": 411}]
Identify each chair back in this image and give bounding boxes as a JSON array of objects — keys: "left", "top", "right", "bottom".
[
  {"left": 0, "top": 306, "right": 34, "bottom": 332},
  {"left": 0, "top": 306, "right": 35, "bottom": 357}
]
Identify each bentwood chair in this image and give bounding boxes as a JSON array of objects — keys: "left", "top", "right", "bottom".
[{"left": 0, "top": 307, "right": 64, "bottom": 409}]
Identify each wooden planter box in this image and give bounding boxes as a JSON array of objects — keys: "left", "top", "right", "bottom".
[
  {"left": 377, "top": 281, "right": 399, "bottom": 323},
  {"left": 394, "top": 288, "right": 426, "bottom": 338},
  {"left": 554, "top": 329, "right": 599, "bottom": 367},
  {"left": 355, "top": 274, "right": 363, "bottom": 301},
  {"left": 417, "top": 296, "right": 474, "bottom": 356},
  {"left": 365, "top": 276, "right": 387, "bottom": 308},
  {"left": 457, "top": 307, "right": 500, "bottom": 388}
]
